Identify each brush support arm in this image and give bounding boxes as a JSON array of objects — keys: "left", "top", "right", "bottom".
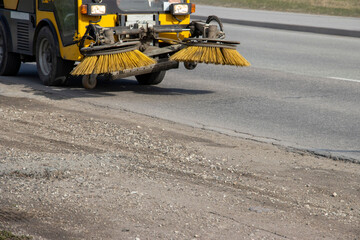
[
  {"left": 181, "top": 38, "right": 240, "bottom": 49},
  {"left": 80, "top": 41, "right": 140, "bottom": 56},
  {"left": 188, "top": 15, "right": 225, "bottom": 39}
]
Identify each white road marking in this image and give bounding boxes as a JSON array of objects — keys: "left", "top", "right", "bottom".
[{"left": 329, "top": 77, "right": 360, "bottom": 83}]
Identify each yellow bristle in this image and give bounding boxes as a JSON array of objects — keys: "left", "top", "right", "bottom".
[
  {"left": 113, "top": 53, "right": 125, "bottom": 72},
  {"left": 216, "top": 47, "right": 226, "bottom": 65},
  {"left": 133, "top": 50, "right": 157, "bottom": 67},
  {"left": 170, "top": 46, "right": 250, "bottom": 67},
  {"left": 71, "top": 56, "right": 98, "bottom": 75},
  {"left": 187, "top": 46, "right": 199, "bottom": 62},
  {"left": 93, "top": 55, "right": 103, "bottom": 74},
  {"left": 71, "top": 50, "right": 156, "bottom": 76},
  {"left": 222, "top": 48, "right": 251, "bottom": 66},
  {"left": 200, "top": 47, "right": 208, "bottom": 63}
]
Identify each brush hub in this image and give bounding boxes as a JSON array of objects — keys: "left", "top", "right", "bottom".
[
  {"left": 182, "top": 38, "right": 240, "bottom": 49},
  {"left": 81, "top": 41, "right": 140, "bottom": 56}
]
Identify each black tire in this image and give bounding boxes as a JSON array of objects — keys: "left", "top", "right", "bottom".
[
  {"left": 0, "top": 21, "right": 21, "bottom": 76},
  {"left": 135, "top": 71, "right": 166, "bottom": 85},
  {"left": 36, "top": 27, "right": 74, "bottom": 86}
]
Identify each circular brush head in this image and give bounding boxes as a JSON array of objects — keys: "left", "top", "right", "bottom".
[
  {"left": 71, "top": 42, "right": 156, "bottom": 76},
  {"left": 170, "top": 38, "right": 250, "bottom": 66}
]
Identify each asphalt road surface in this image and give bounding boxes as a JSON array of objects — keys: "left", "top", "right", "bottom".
[{"left": 3, "top": 23, "right": 360, "bottom": 162}]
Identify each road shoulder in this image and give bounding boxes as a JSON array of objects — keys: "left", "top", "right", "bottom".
[{"left": 0, "top": 86, "right": 359, "bottom": 239}]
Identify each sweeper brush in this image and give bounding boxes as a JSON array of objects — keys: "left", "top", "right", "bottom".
[
  {"left": 71, "top": 42, "right": 156, "bottom": 76},
  {"left": 170, "top": 38, "right": 250, "bottom": 67}
]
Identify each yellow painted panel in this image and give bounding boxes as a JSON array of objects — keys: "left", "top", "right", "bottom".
[
  {"left": 159, "top": 14, "right": 191, "bottom": 41},
  {"left": 77, "top": 1, "right": 118, "bottom": 37},
  {"left": 159, "top": 32, "right": 191, "bottom": 41},
  {"left": 35, "top": 0, "right": 193, "bottom": 61},
  {"left": 4, "top": 0, "right": 19, "bottom": 10},
  {"left": 159, "top": 13, "right": 190, "bottom": 26},
  {"left": 36, "top": 1, "right": 119, "bottom": 61},
  {"left": 36, "top": 10, "right": 82, "bottom": 61}
]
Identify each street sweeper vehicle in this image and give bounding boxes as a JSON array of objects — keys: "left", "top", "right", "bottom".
[{"left": 0, "top": 0, "right": 250, "bottom": 89}]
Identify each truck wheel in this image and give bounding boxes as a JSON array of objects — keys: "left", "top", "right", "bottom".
[
  {"left": 36, "top": 27, "right": 74, "bottom": 86},
  {"left": 135, "top": 71, "right": 166, "bottom": 85},
  {"left": 0, "top": 22, "right": 21, "bottom": 76}
]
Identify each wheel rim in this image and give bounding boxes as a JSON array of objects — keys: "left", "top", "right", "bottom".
[{"left": 38, "top": 38, "right": 52, "bottom": 75}]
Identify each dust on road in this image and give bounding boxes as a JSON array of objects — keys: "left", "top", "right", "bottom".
[{"left": 0, "top": 89, "right": 359, "bottom": 239}]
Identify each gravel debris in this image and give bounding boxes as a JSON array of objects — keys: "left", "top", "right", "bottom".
[{"left": 0, "top": 95, "right": 359, "bottom": 239}]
